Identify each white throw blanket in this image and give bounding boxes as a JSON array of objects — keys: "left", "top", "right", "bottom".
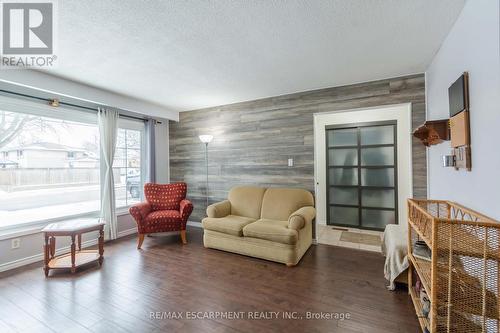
[{"left": 381, "top": 224, "right": 408, "bottom": 290}]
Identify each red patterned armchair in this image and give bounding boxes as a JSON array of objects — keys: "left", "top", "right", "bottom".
[{"left": 129, "top": 182, "right": 193, "bottom": 249}]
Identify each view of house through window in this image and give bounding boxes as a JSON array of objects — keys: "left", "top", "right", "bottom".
[
  {"left": 0, "top": 108, "right": 146, "bottom": 228},
  {"left": 0, "top": 110, "right": 101, "bottom": 228}
]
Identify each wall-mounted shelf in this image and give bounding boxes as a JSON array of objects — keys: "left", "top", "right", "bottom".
[{"left": 413, "top": 119, "right": 450, "bottom": 147}]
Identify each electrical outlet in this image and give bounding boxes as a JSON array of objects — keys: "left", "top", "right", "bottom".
[
  {"left": 288, "top": 158, "right": 293, "bottom": 167},
  {"left": 11, "top": 238, "right": 21, "bottom": 249}
]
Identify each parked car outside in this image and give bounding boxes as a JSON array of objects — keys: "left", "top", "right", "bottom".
[{"left": 126, "top": 175, "right": 141, "bottom": 198}]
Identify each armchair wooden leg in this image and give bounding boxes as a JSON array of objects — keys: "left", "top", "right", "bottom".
[
  {"left": 180, "top": 230, "right": 187, "bottom": 245},
  {"left": 137, "top": 234, "right": 145, "bottom": 249},
  {"left": 286, "top": 263, "right": 295, "bottom": 267}
]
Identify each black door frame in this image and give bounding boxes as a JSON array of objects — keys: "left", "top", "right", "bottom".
[{"left": 325, "top": 120, "right": 398, "bottom": 231}]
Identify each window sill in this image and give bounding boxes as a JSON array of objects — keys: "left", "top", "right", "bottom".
[
  {"left": 0, "top": 212, "right": 100, "bottom": 240},
  {"left": 0, "top": 210, "right": 132, "bottom": 240},
  {"left": 0, "top": 224, "right": 47, "bottom": 241}
]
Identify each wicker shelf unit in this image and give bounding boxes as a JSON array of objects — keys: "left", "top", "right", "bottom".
[{"left": 407, "top": 199, "right": 500, "bottom": 333}]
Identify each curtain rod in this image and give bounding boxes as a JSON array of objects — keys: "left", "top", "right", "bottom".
[{"left": 0, "top": 89, "right": 150, "bottom": 122}]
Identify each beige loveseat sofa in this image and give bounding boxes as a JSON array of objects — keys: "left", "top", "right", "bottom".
[{"left": 202, "top": 186, "right": 315, "bottom": 266}]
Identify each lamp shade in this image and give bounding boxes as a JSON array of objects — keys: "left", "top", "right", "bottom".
[{"left": 199, "top": 135, "right": 213, "bottom": 143}]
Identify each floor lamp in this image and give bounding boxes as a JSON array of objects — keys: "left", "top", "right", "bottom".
[{"left": 199, "top": 135, "right": 213, "bottom": 209}]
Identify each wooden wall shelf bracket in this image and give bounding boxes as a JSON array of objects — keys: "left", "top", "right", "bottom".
[{"left": 413, "top": 119, "right": 450, "bottom": 147}]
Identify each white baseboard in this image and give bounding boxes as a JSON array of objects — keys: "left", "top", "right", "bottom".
[
  {"left": 187, "top": 221, "right": 202, "bottom": 228},
  {"left": 118, "top": 227, "right": 137, "bottom": 237},
  {"left": 0, "top": 227, "right": 138, "bottom": 273},
  {"left": 1, "top": 223, "right": 201, "bottom": 273},
  {"left": 0, "top": 238, "right": 98, "bottom": 273}
]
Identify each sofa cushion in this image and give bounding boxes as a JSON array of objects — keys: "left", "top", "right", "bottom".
[
  {"left": 228, "top": 186, "right": 267, "bottom": 219},
  {"left": 202, "top": 215, "right": 256, "bottom": 237},
  {"left": 142, "top": 210, "right": 182, "bottom": 233},
  {"left": 243, "top": 219, "right": 298, "bottom": 245},
  {"left": 260, "top": 188, "right": 314, "bottom": 221}
]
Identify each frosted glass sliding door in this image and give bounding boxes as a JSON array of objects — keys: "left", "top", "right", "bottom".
[{"left": 326, "top": 122, "right": 398, "bottom": 230}]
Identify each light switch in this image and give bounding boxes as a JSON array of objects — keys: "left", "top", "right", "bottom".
[{"left": 288, "top": 158, "right": 293, "bottom": 167}]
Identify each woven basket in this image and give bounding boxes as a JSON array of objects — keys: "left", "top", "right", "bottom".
[{"left": 407, "top": 199, "right": 499, "bottom": 333}]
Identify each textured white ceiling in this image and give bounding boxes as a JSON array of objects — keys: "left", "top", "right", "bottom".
[{"left": 47, "top": 0, "right": 465, "bottom": 112}]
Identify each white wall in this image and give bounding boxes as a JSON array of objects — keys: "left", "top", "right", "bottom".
[
  {"left": 314, "top": 103, "right": 413, "bottom": 228},
  {"left": 425, "top": 0, "right": 500, "bottom": 220},
  {"left": 0, "top": 70, "right": 179, "bottom": 121}
]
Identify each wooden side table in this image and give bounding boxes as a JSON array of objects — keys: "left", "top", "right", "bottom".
[{"left": 41, "top": 218, "right": 105, "bottom": 277}]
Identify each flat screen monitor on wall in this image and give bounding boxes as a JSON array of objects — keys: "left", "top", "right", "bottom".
[{"left": 448, "top": 72, "right": 469, "bottom": 117}]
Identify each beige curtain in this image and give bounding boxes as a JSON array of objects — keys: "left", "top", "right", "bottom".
[{"left": 98, "top": 108, "right": 118, "bottom": 240}]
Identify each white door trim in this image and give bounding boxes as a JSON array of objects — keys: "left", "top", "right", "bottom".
[{"left": 313, "top": 103, "right": 413, "bottom": 232}]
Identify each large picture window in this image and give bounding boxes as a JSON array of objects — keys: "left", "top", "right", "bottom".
[
  {"left": 0, "top": 109, "right": 101, "bottom": 228},
  {"left": 0, "top": 96, "right": 148, "bottom": 230}
]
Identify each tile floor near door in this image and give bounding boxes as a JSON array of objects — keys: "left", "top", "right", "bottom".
[{"left": 317, "top": 224, "right": 383, "bottom": 252}]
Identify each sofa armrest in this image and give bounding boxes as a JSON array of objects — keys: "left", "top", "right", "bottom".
[
  {"left": 288, "top": 206, "right": 316, "bottom": 230},
  {"left": 129, "top": 202, "right": 152, "bottom": 224},
  {"left": 206, "top": 200, "right": 231, "bottom": 218}
]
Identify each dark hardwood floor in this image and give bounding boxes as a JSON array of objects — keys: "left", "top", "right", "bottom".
[{"left": 0, "top": 227, "right": 419, "bottom": 332}]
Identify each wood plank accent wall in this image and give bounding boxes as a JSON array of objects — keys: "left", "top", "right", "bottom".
[{"left": 170, "top": 74, "right": 427, "bottom": 222}]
